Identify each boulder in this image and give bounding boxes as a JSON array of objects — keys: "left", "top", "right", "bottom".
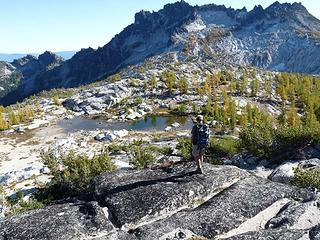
[
  {"left": 269, "top": 158, "right": 320, "bottom": 184},
  {"left": 126, "top": 112, "right": 142, "bottom": 120},
  {"left": 95, "top": 133, "right": 117, "bottom": 142},
  {"left": 113, "top": 129, "right": 129, "bottom": 138},
  {"left": 299, "top": 158, "right": 320, "bottom": 171},
  {"left": 268, "top": 161, "right": 299, "bottom": 184},
  {"left": 91, "top": 162, "right": 249, "bottom": 228},
  {"left": 165, "top": 126, "right": 172, "bottom": 131},
  {"left": 171, "top": 122, "right": 180, "bottom": 128},
  {"left": 0, "top": 202, "right": 113, "bottom": 240}
]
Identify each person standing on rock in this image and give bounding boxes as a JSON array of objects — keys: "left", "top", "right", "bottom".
[{"left": 191, "top": 115, "right": 210, "bottom": 174}]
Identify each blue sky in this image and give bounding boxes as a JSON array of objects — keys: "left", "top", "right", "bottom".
[{"left": 0, "top": 0, "right": 319, "bottom": 53}]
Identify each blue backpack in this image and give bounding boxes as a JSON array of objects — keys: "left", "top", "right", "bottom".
[{"left": 196, "top": 124, "right": 210, "bottom": 148}]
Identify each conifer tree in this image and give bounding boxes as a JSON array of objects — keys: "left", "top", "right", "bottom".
[
  {"left": 264, "top": 79, "right": 272, "bottom": 99},
  {"left": 239, "top": 108, "right": 248, "bottom": 127},
  {"left": 0, "top": 106, "right": 5, "bottom": 114},
  {"left": 239, "top": 69, "right": 248, "bottom": 95},
  {"left": 0, "top": 113, "right": 8, "bottom": 131},
  {"left": 229, "top": 100, "right": 237, "bottom": 130},
  {"left": 303, "top": 107, "right": 320, "bottom": 129},
  {"left": 204, "top": 77, "right": 211, "bottom": 95},
  {"left": 150, "top": 74, "right": 157, "bottom": 89},
  {"left": 229, "top": 78, "right": 236, "bottom": 94},
  {"left": 7, "top": 107, "right": 19, "bottom": 125},
  {"left": 251, "top": 79, "right": 260, "bottom": 97},
  {"left": 165, "top": 71, "right": 176, "bottom": 93},
  {"left": 287, "top": 103, "right": 301, "bottom": 127},
  {"left": 178, "top": 76, "right": 189, "bottom": 94}
]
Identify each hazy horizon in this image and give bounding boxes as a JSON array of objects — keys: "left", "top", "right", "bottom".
[{"left": 1, "top": 0, "right": 319, "bottom": 54}]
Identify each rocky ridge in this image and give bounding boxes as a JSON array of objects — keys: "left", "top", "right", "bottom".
[{"left": 1, "top": 1, "right": 320, "bottom": 105}]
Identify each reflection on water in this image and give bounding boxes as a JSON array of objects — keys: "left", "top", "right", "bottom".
[{"left": 57, "top": 114, "right": 193, "bottom": 133}]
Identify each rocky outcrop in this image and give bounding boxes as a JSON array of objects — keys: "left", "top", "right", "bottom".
[
  {"left": 269, "top": 158, "right": 320, "bottom": 184},
  {"left": 62, "top": 81, "right": 132, "bottom": 115},
  {"left": 91, "top": 162, "right": 248, "bottom": 228},
  {"left": 0, "top": 201, "right": 113, "bottom": 240},
  {"left": 0, "top": 51, "right": 64, "bottom": 105},
  {"left": 0, "top": 162, "right": 319, "bottom": 240},
  {"left": 129, "top": 176, "right": 314, "bottom": 239}
]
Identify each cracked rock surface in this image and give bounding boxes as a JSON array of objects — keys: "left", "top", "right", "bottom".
[
  {"left": 0, "top": 162, "right": 319, "bottom": 240},
  {"left": 91, "top": 162, "right": 249, "bottom": 228}
]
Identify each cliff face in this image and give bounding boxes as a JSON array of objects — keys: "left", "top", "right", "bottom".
[{"left": 1, "top": 1, "right": 320, "bottom": 105}]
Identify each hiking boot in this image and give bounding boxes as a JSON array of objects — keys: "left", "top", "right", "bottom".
[{"left": 196, "top": 166, "right": 204, "bottom": 174}]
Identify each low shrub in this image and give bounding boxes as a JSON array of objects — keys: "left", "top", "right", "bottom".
[
  {"left": 146, "top": 145, "right": 173, "bottom": 156},
  {"left": 239, "top": 125, "right": 320, "bottom": 162},
  {"left": 37, "top": 88, "right": 78, "bottom": 99},
  {"left": 6, "top": 197, "right": 44, "bottom": 217},
  {"left": 106, "top": 143, "right": 130, "bottom": 154},
  {"left": 177, "top": 137, "right": 192, "bottom": 160},
  {"left": 174, "top": 104, "right": 188, "bottom": 115},
  {"left": 208, "top": 136, "right": 240, "bottom": 158},
  {"left": 52, "top": 96, "right": 61, "bottom": 106},
  {"left": 40, "top": 150, "right": 117, "bottom": 196},
  {"left": 239, "top": 125, "right": 273, "bottom": 159},
  {"left": 135, "top": 96, "right": 143, "bottom": 105},
  {"left": 130, "top": 146, "right": 155, "bottom": 170},
  {"left": 271, "top": 126, "right": 316, "bottom": 160},
  {"left": 291, "top": 167, "right": 320, "bottom": 189}
]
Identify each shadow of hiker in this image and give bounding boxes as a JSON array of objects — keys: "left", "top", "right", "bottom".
[{"left": 101, "top": 169, "right": 201, "bottom": 196}]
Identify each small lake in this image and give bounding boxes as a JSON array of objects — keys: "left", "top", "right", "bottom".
[{"left": 57, "top": 115, "right": 194, "bottom": 133}]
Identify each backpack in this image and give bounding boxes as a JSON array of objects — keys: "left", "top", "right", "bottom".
[{"left": 196, "top": 124, "right": 210, "bottom": 149}]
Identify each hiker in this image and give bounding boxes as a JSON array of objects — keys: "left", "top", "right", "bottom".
[{"left": 191, "top": 115, "right": 210, "bottom": 174}]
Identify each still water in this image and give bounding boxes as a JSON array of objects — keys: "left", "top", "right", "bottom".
[{"left": 57, "top": 115, "right": 193, "bottom": 133}]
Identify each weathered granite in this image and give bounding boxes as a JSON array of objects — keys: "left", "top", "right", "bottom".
[
  {"left": 310, "top": 224, "right": 320, "bottom": 240},
  {"left": 266, "top": 200, "right": 320, "bottom": 230},
  {"left": 0, "top": 162, "right": 317, "bottom": 240},
  {"left": 222, "top": 229, "right": 309, "bottom": 240},
  {"left": 0, "top": 201, "right": 113, "bottom": 240},
  {"left": 129, "top": 176, "right": 313, "bottom": 239},
  {"left": 269, "top": 158, "right": 320, "bottom": 184},
  {"left": 91, "top": 162, "right": 249, "bottom": 228}
]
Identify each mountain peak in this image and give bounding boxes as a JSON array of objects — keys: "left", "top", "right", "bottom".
[
  {"left": 163, "top": 0, "right": 191, "bottom": 9},
  {"left": 38, "top": 51, "right": 64, "bottom": 66},
  {"left": 266, "top": 1, "right": 308, "bottom": 13},
  {"left": 134, "top": 10, "right": 152, "bottom": 25}
]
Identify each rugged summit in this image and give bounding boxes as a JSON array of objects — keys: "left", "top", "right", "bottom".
[
  {"left": 1, "top": 1, "right": 320, "bottom": 105},
  {"left": 0, "top": 51, "right": 64, "bottom": 104}
]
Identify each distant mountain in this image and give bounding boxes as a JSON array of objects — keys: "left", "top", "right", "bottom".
[
  {"left": 0, "top": 1, "right": 320, "bottom": 105},
  {"left": 0, "top": 51, "right": 64, "bottom": 101},
  {"left": 0, "top": 51, "right": 77, "bottom": 62}
]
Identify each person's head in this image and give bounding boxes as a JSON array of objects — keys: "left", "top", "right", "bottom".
[{"left": 196, "top": 115, "right": 203, "bottom": 124}]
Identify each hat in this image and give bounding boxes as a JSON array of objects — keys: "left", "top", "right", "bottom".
[{"left": 196, "top": 115, "right": 204, "bottom": 122}]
